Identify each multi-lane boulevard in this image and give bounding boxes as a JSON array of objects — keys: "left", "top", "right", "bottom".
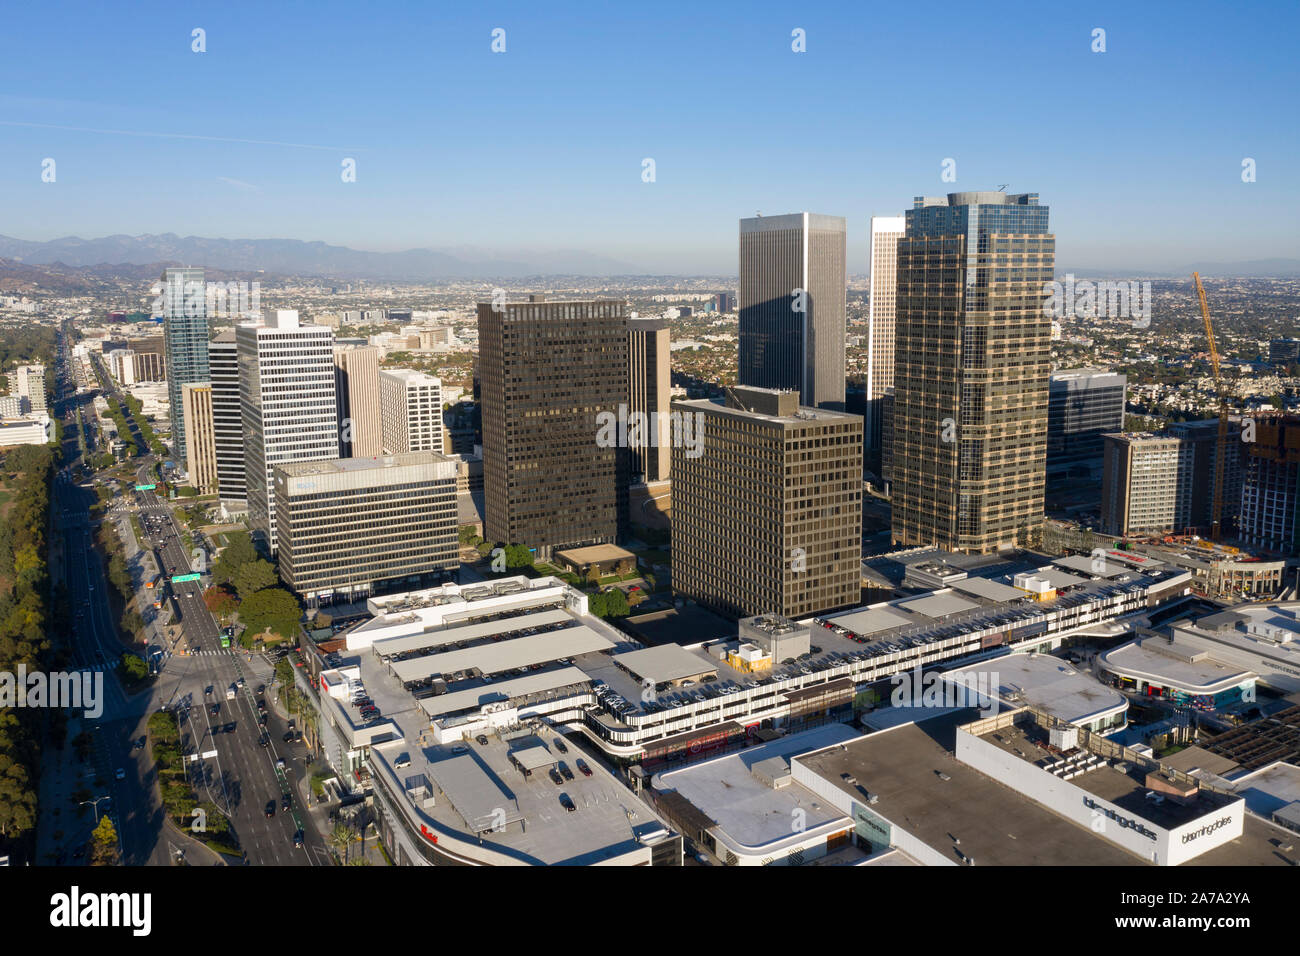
[{"left": 40, "top": 334, "right": 327, "bottom": 865}]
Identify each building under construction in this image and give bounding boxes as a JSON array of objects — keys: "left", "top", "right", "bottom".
[{"left": 1238, "top": 413, "right": 1300, "bottom": 556}]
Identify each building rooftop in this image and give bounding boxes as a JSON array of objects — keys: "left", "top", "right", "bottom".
[
  {"left": 653, "top": 725, "right": 860, "bottom": 854},
  {"left": 613, "top": 644, "right": 720, "bottom": 686},
  {"left": 944, "top": 653, "right": 1128, "bottom": 726}
]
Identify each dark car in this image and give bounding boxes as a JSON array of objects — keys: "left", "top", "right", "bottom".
[
  {"left": 282, "top": 793, "right": 292, "bottom": 811},
  {"left": 258, "top": 714, "right": 268, "bottom": 725},
  {"left": 259, "top": 734, "right": 270, "bottom": 747},
  {"left": 553, "top": 738, "right": 568, "bottom": 754},
  {"left": 210, "top": 704, "right": 220, "bottom": 717},
  {"left": 476, "top": 734, "right": 489, "bottom": 746},
  {"left": 293, "top": 829, "right": 304, "bottom": 848},
  {"left": 548, "top": 767, "right": 563, "bottom": 786},
  {"left": 559, "top": 793, "right": 576, "bottom": 812},
  {"left": 283, "top": 731, "right": 295, "bottom": 742},
  {"left": 256, "top": 684, "right": 265, "bottom": 695},
  {"left": 558, "top": 761, "right": 574, "bottom": 781},
  {"left": 576, "top": 759, "right": 593, "bottom": 777},
  {"left": 265, "top": 800, "right": 276, "bottom": 818}
]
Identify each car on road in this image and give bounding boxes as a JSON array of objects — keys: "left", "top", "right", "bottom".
[
  {"left": 275, "top": 758, "right": 286, "bottom": 771},
  {"left": 282, "top": 793, "right": 292, "bottom": 811},
  {"left": 265, "top": 800, "right": 276, "bottom": 818},
  {"left": 293, "top": 829, "right": 304, "bottom": 847},
  {"left": 283, "top": 731, "right": 295, "bottom": 742},
  {"left": 259, "top": 733, "right": 270, "bottom": 747},
  {"left": 576, "top": 759, "right": 593, "bottom": 777},
  {"left": 559, "top": 793, "right": 576, "bottom": 812},
  {"left": 256, "top": 684, "right": 265, "bottom": 695}
]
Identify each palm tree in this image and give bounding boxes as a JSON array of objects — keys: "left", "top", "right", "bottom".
[{"left": 329, "top": 822, "right": 354, "bottom": 865}]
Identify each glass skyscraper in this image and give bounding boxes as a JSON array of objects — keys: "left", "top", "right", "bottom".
[
  {"left": 891, "top": 191, "right": 1054, "bottom": 553},
  {"left": 160, "top": 267, "right": 211, "bottom": 463},
  {"left": 738, "top": 213, "right": 847, "bottom": 411}
]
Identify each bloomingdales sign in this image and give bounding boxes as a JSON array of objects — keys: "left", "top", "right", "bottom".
[{"left": 1082, "top": 796, "right": 1158, "bottom": 841}]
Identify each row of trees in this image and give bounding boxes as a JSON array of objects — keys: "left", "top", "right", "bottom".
[
  {"left": 0, "top": 444, "right": 58, "bottom": 853},
  {"left": 146, "top": 711, "right": 236, "bottom": 854}
]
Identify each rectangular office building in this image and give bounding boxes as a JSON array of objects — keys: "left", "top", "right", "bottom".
[
  {"left": 627, "top": 317, "right": 672, "bottom": 484},
  {"left": 477, "top": 297, "right": 629, "bottom": 558},
  {"left": 891, "top": 191, "right": 1053, "bottom": 553},
  {"left": 238, "top": 310, "right": 338, "bottom": 555},
  {"left": 274, "top": 452, "right": 459, "bottom": 605},
  {"left": 181, "top": 382, "right": 218, "bottom": 496},
  {"left": 1047, "top": 369, "right": 1126, "bottom": 480},
  {"left": 866, "top": 215, "right": 905, "bottom": 459},
  {"left": 738, "top": 213, "right": 847, "bottom": 411},
  {"left": 209, "top": 329, "right": 246, "bottom": 512},
  {"left": 334, "top": 344, "right": 383, "bottom": 457},
  {"left": 671, "top": 386, "right": 863, "bottom": 620},
  {"left": 1101, "top": 433, "right": 1194, "bottom": 537},
  {"left": 380, "top": 368, "right": 443, "bottom": 454}
]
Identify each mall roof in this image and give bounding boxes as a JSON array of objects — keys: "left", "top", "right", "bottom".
[
  {"left": 899, "top": 592, "right": 980, "bottom": 619},
  {"left": 1099, "top": 639, "right": 1254, "bottom": 695},
  {"left": 944, "top": 653, "right": 1128, "bottom": 725},
  {"left": 1053, "top": 554, "right": 1135, "bottom": 578},
  {"left": 428, "top": 752, "right": 524, "bottom": 834},
  {"left": 419, "top": 667, "right": 591, "bottom": 720},
  {"left": 371, "top": 608, "right": 572, "bottom": 658},
  {"left": 510, "top": 744, "right": 559, "bottom": 772},
  {"left": 614, "top": 644, "right": 720, "bottom": 684},
  {"left": 827, "top": 605, "right": 916, "bottom": 637},
  {"left": 391, "top": 626, "right": 614, "bottom": 685},
  {"left": 949, "top": 576, "right": 1026, "bottom": 603}
]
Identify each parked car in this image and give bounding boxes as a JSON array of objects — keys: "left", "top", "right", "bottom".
[
  {"left": 476, "top": 734, "right": 489, "bottom": 746},
  {"left": 558, "top": 761, "right": 574, "bottom": 781},
  {"left": 559, "top": 793, "right": 576, "bottom": 812},
  {"left": 553, "top": 738, "right": 568, "bottom": 754},
  {"left": 576, "top": 759, "right": 593, "bottom": 777},
  {"left": 548, "top": 768, "right": 564, "bottom": 785}
]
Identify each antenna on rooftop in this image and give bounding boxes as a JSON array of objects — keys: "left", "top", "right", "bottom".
[{"left": 996, "top": 184, "right": 1009, "bottom": 192}]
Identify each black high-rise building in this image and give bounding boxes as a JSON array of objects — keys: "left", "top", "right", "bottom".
[{"left": 477, "top": 297, "right": 629, "bottom": 558}]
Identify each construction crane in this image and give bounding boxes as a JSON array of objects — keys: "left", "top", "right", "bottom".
[{"left": 1193, "top": 271, "right": 1229, "bottom": 540}]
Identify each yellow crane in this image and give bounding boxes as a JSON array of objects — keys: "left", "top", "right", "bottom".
[{"left": 1193, "top": 271, "right": 1229, "bottom": 540}]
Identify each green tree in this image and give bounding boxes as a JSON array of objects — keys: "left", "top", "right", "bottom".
[
  {"left": 239, "top": 587, "right": 301, "bottom": 639},
  {"left": 119, "top": 653, "right": 149, "bottom": 682},
  {"left": 212, "top": 531, "right": 259, "bottom": 588},
  {"left": 588, "top": 591, "right": 608, "bottom": 617},
  {"left": 504, "top": 544, "right": 533, "bottom": 569},
  {"left": 604, "top": 588, "right": 630, "bottom": 618},
  {"left": 90, "top": 815, "right": 119, "bottom": 866},
  {"left": 232, "top": 559, "right": 278, "bottom": 597}
]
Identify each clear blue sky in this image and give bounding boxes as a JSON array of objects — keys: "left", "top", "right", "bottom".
[{"left": 1, "top": 0, "right": 1296, "bottom": 273}]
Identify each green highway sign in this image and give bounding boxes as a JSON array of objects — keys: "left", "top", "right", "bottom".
[
  {"left": 171, "top": 573, "right": 201, "bottom": 584},
  {"left": 134, "top": 484, "right": 156, "bottom": 491}
]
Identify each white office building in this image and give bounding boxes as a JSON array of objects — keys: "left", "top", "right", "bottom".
[
  {"left": 380, "top": 368, "right": 443, "bottom": 454},
  {"left": 237, "top": 310, "right": 338, "bottom": 555}
]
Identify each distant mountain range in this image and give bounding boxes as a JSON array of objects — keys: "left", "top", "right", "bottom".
[
  {"left": 1, "top": 233, "right": 1297, "bottom": 283},
  {"left": 0, "top": 233, "right": 639, "bottom": 280}
]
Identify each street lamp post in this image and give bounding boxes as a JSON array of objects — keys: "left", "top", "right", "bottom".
[{"left": 80, "top": 794, "right": 111, "bottom": 823}]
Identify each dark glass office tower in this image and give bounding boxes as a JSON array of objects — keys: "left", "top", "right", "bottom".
[
  {"left": 477, "top": 297, "right": 629, "bottom": 558},
  {"left": 1047, "top": 369, "right": 1126, "bottom": 480},
  {"left": 161, "top": 267, "right": 210, "bottom": 463},
  {"left": 738, "top": 213, "right": 846, "bottom": 410},
  {"left": 891, "top": 192, "right": 1053, "bottom": 553}
]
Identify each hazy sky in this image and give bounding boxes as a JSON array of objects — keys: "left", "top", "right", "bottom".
[{"left": 1, "top": 0, "right": 1296, "bottom": 274}]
